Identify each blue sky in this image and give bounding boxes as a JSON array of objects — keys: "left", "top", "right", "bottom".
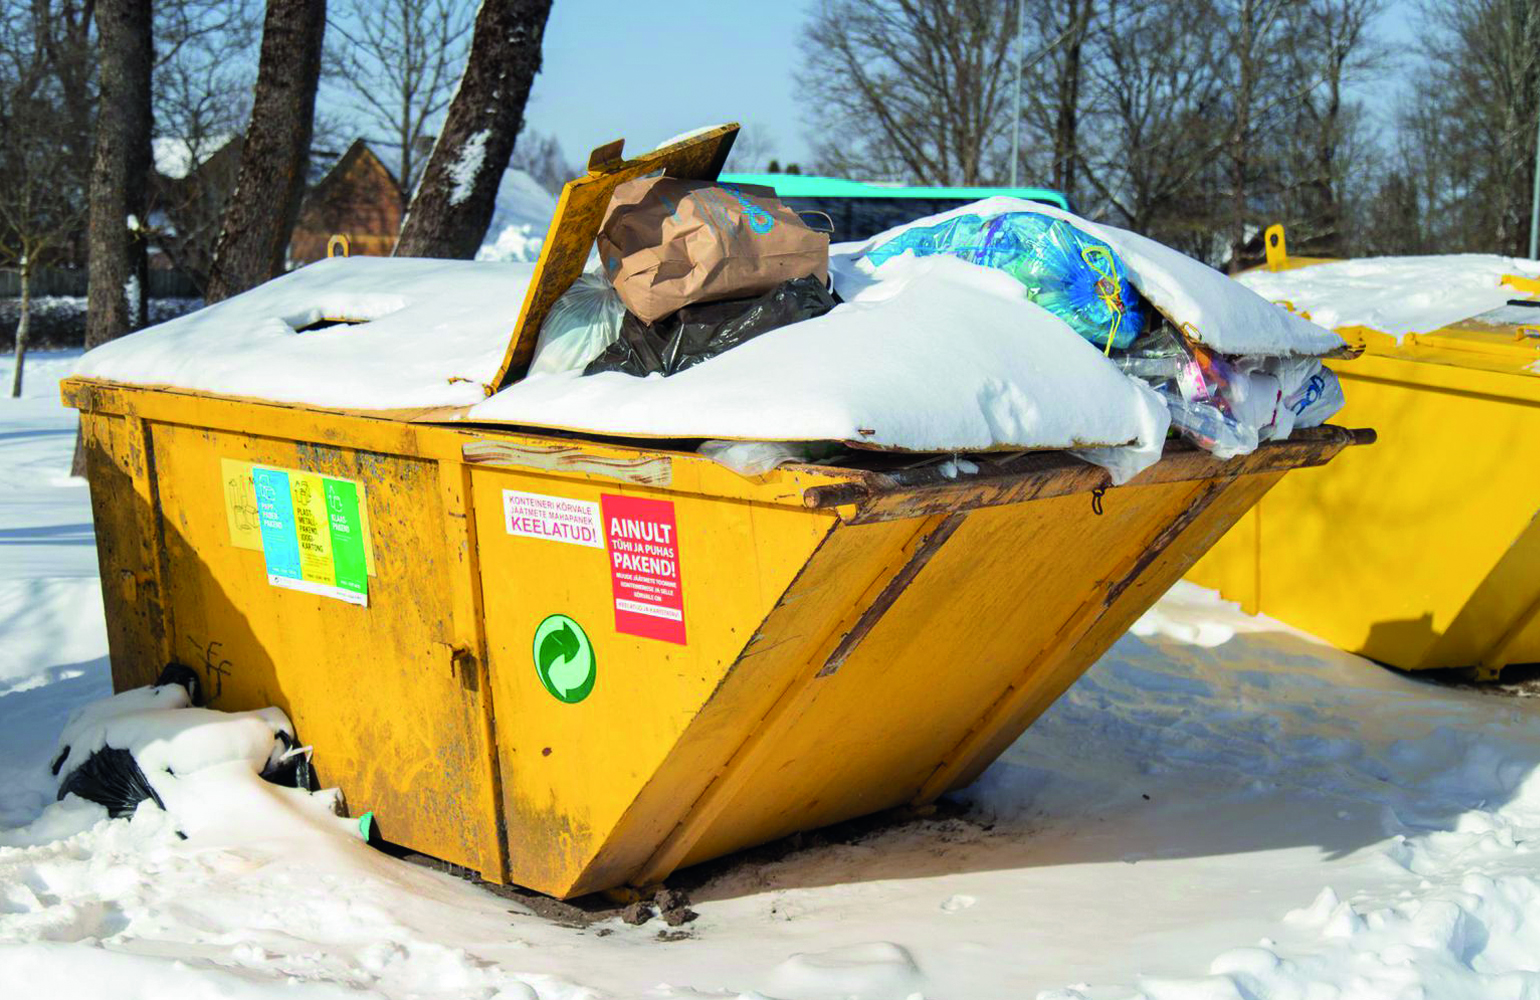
[
  {"left": 520, "top": 0, "right": 1420, "bottom": 180},
  {"left": 523, "top": 0, "right": 819, "bottom": 170}
]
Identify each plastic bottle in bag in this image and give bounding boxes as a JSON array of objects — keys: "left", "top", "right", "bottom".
[
  {"left": 865, "top": 211, "right": 1143, "bottom": 350},
  {"left": 1165, "top": 394, "right": 1259, "bottom": 459}
]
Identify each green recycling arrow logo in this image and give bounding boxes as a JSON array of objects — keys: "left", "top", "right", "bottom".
[{"left": 532, "top": 614, "right": 596, "bottom": 704}]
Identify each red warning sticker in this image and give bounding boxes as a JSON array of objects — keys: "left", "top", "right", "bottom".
[{"left": 600, "top": 493, "right": 686, "bottom": 645}]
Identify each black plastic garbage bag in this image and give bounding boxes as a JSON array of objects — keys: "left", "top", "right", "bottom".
[
  {"left": 583, "top": 274, "right": 837, "bottom": 378},
  {"left": 50, "top": 662, "right": 314, "bottom": 821},
  {"left": 55, "top": 747, "right": 164, "bottom": 818}
]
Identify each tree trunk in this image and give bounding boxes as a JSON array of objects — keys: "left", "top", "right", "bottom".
[
  {"left": 394, "top": 0, "right": 554, "bottom": 260},
  {"left": 1052, "top": 0, "right": 1091, "bottom": 203},
  {"left": 85, "top": 0, "right": 153, "bottom": 350},
  {"left": 1228, "top": 11, "right": 1256, "bottom": 275},
  {"left": 76, "top": 0, "right": 153, "bottom": 476},
  {"left": 10, "top": 260, "right": 31, "bottom": 399},
  {"left": 205, "top": 0, "right": 327, "bottom": 303}
]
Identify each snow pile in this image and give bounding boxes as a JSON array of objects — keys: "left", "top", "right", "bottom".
[
  {"left": 1239, "top": 254, "right": 1540, "bottom": 339},
  {"left": 476, "top": 167, "right": 559, "bottom": 263},
  {"left": 73, "top": 257, "right": 536, "bottom": 408},
  {"left": 40, "top": 682, "right": 361, "bottom": 848}
]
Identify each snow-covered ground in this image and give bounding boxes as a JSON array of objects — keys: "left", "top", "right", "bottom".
[
  {"left": 477, "top": 168, "right": 560, "bottom": 264},
  {"left": 3, "top": 351, "right": 1539, "bottom": 999}
]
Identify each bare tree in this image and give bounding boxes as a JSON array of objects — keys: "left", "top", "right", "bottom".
[
  {"left": 327, "top": 0, "right": 473, "bottom": 197},
  {"left": 0, "top": 11, "right": 89, "bottom": 395},
  {"left": 393, "top": 0, "right": 553, "bottom": 260},
  {"left": 85, "top": 0, "right": 153, "bottom": 347},
  {"left": 153, "top": 1, "right": 262, "bottom": 168},
  {"left": 1210, "top": 0, "right": 1298, "bottom": 271},
  {"left": 205, "top": 0, "right": 326, "bottom": 303},
  {"left": 18, "top": 0, "right": 97, "bottom": 262},
  {"left": 147, "top": 1, "right": 262, "bottom": 293},
  {"left": 1418, "top": 0, "right": 1540, "bottom": 255},
  {"left": 510, "top": 128, "right": 576, "bottom": 195},
  {"left": 1015, "top": 0, "right": 1096, "bottom": 201},
  {"left": 1076, "top": 0, "right": 1228, "bottom": 255},
  {"left": 798, "top": 0, "right": 1016, "bottom": 184},
  {"left": 1279, "top": 0, "right": 1385, "bottom": 256}
]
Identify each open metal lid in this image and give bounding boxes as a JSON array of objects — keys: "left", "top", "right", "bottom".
[{"left": 486, "top": 124, "right": 740, "bottom": 393}]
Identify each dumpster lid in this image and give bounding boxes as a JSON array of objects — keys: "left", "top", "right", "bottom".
[
  {"left": 486, "top": 124, "right": 740, "bottom": 392},
  {"left": 1238, "top": 241, "right": 1540, "bottom": 377}
]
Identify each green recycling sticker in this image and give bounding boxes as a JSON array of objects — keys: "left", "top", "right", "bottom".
[{"left": 532, "top": 614, "right": 596, "bottom": 704}]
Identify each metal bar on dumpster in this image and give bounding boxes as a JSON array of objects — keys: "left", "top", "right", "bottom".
[{"left": 802, "top": 427, "right": 1375, "bottom": 523}]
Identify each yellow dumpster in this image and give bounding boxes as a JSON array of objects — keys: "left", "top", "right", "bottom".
[
  {"left": 1190, "top": 226, "right": 1540, "bottom": 680},
  {"left": 62, "top": 134, "right": 1370, "bottom": 898}
]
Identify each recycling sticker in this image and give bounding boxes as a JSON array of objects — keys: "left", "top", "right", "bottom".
[{"left": 532, "top": 614, "right": 596, "bottom": 704}]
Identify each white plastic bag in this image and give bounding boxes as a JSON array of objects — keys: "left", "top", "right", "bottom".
[
  {"left": 698, "top": 439, "right": 838, "bottom": 477},
  {"left": 529, "top": 271, "right": 625, "bottom": 375},
  {"left": 1281, "top": 365, "right": 1345, "bottom": 429}
]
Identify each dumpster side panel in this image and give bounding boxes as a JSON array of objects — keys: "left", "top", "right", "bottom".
[
  {"left": 571, "top": 515, "right": 937, "bottom": 897},
  {"left": 146, "top": 422, "right": 504, "bottom": 877},
  {"left": 935, "top": 469, "right": 1283, "bottom": 795},
  {"left": 80, "top": 411, "right": 171, "bottom": 691},
  {"left": 469, "top": 466, "right": 837, "bottom": 897},
  {"left": 1421, "top": 510, "right": 1540, "bottom": 673},
  {"left": 1190, "top": 357, "right": 1540, "bottom": 671},
  {"left": 669, "top": 473, "right": 1278, "bottom": 873}
]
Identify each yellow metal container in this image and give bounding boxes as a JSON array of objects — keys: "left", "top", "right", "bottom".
[
  {"left": 63, "top": 141, "right": 1369, "bottom": 897},
  {"left": 1190, "top": 228, "right": 1540, "bottom": 679}
]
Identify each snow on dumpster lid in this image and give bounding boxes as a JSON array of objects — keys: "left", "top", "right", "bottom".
[
  {"left": 72, "top": 256, "right": 536, "bottom": 411},
  {"left": 1237, "top": 254, "right": 1540, "bottom": 340}
]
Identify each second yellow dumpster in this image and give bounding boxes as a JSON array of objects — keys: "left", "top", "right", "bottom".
[{"left": 1190, "top": 227, "right": 1540, "bottom": 679}]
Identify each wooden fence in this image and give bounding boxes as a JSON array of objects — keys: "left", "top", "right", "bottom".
[{"left": 0, "top": 267, "right": 199, "bottom": 299}]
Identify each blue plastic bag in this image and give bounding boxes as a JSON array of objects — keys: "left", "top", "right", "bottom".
[{"left": 866, "top": 212, "right": 1143, "bottom": 350}]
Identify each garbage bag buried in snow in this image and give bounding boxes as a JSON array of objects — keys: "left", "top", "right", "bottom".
[
  {"left": 584, "top": 274, "right": 838, "bottom": 378},
  {"left": 49, "top": 665, "right": 319, "bottom": 824},
  {"left": 865, "top": 211, "right": 1144, "bottom": 350}
]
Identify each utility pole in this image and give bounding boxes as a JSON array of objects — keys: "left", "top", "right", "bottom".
[{"left": 1011, "top": 0, "right": 1024, "bottom": 188}]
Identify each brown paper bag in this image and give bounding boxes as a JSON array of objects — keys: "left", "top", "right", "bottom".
[{"left": 597, "top": 176, "right": 829, "bottom": 323}]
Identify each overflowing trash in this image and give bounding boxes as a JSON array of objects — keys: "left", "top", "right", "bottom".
[
  {"left": 1110, "top": 325, "right": 1344, "bottom": 460},
  {"left": 866, "top": 210, "right": 1144, "bottom": 351},
  {"left": 526, "top": 185, "right": 1345, "bottom": 481},
  {"left": 598, "top": 176, "right": 829, "bottom": 322},
  {"left": 529, "top": 270, "right": 625, "bottom": 375},
  {"left": 584, "top": 274, "right": 837, "bottom": 377}
]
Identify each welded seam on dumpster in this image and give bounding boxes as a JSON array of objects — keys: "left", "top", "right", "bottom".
[{"left": 817, "top": 513, "right": 967, "bottom": 677}]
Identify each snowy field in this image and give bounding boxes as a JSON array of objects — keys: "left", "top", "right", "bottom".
[{"left": 2, "top": 351, "right": 1538, "bottom": 999}]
